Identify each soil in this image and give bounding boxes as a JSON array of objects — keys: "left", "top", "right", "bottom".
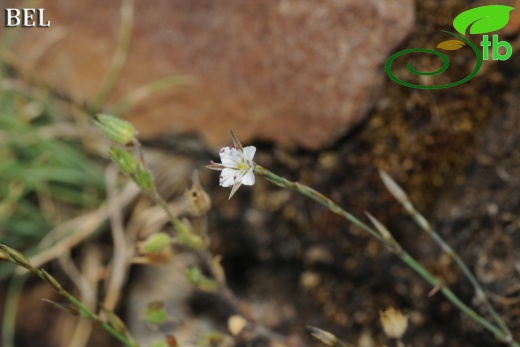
[{"left": 196, "top": 1, "right": 520, "bottom": 346}]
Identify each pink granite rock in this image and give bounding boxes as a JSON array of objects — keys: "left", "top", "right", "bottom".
[{"left": 2, "top": 0, "right": 414, "bottom": 149}]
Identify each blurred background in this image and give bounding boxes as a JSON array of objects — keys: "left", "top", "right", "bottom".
[{"left": 0, "top": 0, "right": 519, "bottom": 346}]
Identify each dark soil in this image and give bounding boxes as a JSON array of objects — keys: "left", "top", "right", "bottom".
[{"left": 200, "top": 1, "right": 520, "bottom": 346}]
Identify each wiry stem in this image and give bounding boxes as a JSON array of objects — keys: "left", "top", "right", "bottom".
[
  {"left": 149, "top": 189, "right": 187, "bottom": 234},
  {"left": 253, "top": 165, "right": 386, "bottom": 245},
  {"left": 379, "top": 170, "right": 513, "bottom": 344},
  {"left": 0, "top": 245, "right": 139, "bottom": 347},
  {"left": 253, "top": 165, "right": 519, "bottom": 346}
]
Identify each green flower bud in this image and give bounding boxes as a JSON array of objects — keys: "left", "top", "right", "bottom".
[
  {"left": 133, "top": 166, "right": 155, "bottom": 192},
  {"left": 95, "top": 114, "right": 136, "bottom": 145},
  {"left": 186, "top": 265, "right": 202, "bottom": 285},
  {"left": 140, "top": 232, "right": 171, "bottom": 254},
  {"left": 140, "top": 301, "right": 169, "bottom": 326},
  {"left": 186, "top": 266, "right": 217, "bottom": 291},
  {"left": 108, "top": 147, "right": 137, "bottom": 174}
]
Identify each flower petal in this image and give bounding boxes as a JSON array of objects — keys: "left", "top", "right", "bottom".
[
  {"left": 219, "top": 168, "right": 237, "bottom": 187},
  {"left": 241, "top": 168, "right": 255, "bottom": 186},
  {"left": 220, "top": 147, "right": 239, "bottom": 168},
  {"left": 242, "top": 146, "right": 256, "bottom": 162}
]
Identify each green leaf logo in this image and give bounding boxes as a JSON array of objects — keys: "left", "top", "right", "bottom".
[{"left": 453, "top": 5, "right": 515, "bottom": 35}]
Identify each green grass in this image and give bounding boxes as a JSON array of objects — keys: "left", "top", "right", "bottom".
[{"left": 0, "top": 88, "right": 105, "bottom": 255}]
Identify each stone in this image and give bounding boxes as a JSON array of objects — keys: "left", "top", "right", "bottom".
[{"left": 2, "top": 0, "right": 415, "bottom": 149}]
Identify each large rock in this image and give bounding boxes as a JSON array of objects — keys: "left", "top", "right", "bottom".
[{"left": 2, "top": 0, "right": 414, "bottom": 149}]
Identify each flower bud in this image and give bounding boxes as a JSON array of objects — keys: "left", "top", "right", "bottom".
[
  {"left": 108, "top": 146, "right": 137, "bottom": 174},
  {"left": 140, "top": 301, "right": 169, "bottom": 325},
  {"left": 133, "top": 166, "right": 155, "bottom": 192},
  {"left": 186, "top": 265, "right": 202, "bottom": 285},
  {"left": 184, "top": 183, "right": 211, "bottom": 217},
  {"left": 379, "top": 307, "right": 408, "bottom": 339},
  {"left": 228, "top": 315, "right": 248, "bottom": 336},
  {"left": 140, "top": 232, "right": 171, "bottom": 254},
  {"left": 95, "top": 114, "right": 136, "bottom": 145},
  {"left": 186, "top": 266, "right": 217, "bottom": 291}
]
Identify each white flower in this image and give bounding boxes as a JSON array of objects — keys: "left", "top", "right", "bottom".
[{"left": 207, "top": 144, "right": 256, "bottom": 199}]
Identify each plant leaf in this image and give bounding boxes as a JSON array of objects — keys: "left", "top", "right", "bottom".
[
  {"left": 437, "top": 39, "right": 465, "bottom": 50},
  {"left": 453, "top": 5, "right": 515, "bottom": 35}
]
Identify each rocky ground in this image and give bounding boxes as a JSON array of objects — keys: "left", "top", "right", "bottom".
[{"left": 186, "top": 1, "right": 520, "bottom": 346}]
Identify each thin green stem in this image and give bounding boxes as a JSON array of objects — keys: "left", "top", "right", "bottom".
[
  {"left": 149, "top": 189, "right": 186, "bottom": 233},
  {"left": 379, "top": 169, "right": 513, "bottom": 342},
  {"left": 402, "top": 252, "right": 506, "bottom": 339},
  {"left": 407, "top": 205, "right": 513, "bottom": 341},
  {"left": 0, "top": 245, "right": 138, "bottom": 347},
  {"left": 254, "top": 165, "right": 386, "bottom": 245},
  {"left": 254, "top": 165, "right": 519, "bottom": 346},
  {"left": 65, "top": 294, "right": 137, "bottom": 347}
]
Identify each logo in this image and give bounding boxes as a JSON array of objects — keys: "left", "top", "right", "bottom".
[{"left": 385, "top": 5, "right": 515, "bottom": 90}]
